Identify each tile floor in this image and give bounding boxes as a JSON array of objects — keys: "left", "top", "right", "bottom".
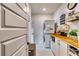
[{"left": 36, "top": 43, "right": 54, "bottom": 56}]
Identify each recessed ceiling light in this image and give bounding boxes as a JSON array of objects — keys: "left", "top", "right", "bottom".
[{"left": 42, "top": 8, "right": 46, "bottom": 11}]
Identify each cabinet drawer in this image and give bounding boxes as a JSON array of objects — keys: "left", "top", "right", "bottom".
[
  {"left": 12, "top": 43, "right": 26, "bottom": 56},
  {"left": 3, "top": 7, "right": 26, "bottom": 28},
  {"left": 2, "top": 3, "right": 28, "bottom": 20},
  {"left": 0, "top": 30, "right": 26, "bottom": 42},
  {"left": 2, "top": 35, "right": 26, "bottom": 56}
]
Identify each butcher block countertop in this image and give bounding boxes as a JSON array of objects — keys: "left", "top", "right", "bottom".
[{"left": 50, "top": 34, "right": 79, "bottom": 49}]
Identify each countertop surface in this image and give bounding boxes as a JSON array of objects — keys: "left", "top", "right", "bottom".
[{"left": 50, "top": 34, "right": 79, "bottom": 49}]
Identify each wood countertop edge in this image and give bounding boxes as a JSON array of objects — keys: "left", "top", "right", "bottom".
[{"left": 50, "top": 34, "right": 79, "bottom": 49}]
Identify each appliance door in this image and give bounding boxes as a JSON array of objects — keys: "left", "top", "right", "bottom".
[
  {"left": 44, "top": 34, "right": 51, "bottom": 48},
  {"left": 50, "top": 36, "right": 55, "bottom": 55}
]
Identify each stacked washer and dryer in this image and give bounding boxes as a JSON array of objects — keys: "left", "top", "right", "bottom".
[{"left": 43, "top": 20, "right": 55, "bottom": 48}]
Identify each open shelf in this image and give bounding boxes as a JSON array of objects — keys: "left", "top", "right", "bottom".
[
  {"left": 67, "top": 11, "right": 79, "bottom": 22},
  {"left": 67, "top": 19, "right": 79, "bottom": 22}
]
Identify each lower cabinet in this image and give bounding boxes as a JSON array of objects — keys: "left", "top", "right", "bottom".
[
  {"left": 55, "top": 37, "right": 60, "bottom": 56},
  {"left": 52, "top": 37, "right": 68, "bottom": 56},
  {"left": 59, "top": 40, "right": 68, "bottom": 56}
]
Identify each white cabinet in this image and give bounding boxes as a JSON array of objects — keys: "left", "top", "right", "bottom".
[
  {"left": 59, "top": 40, "right": 68, "bottom": 56},
  {"left": 55, "top": 37, "right": 60, "bottom": 56},
  {"left": 52, "top": 37, "right": 68, "bottom": 56},
  {"left": 51, "top": 37, "right": 60, "bottom": 56}
]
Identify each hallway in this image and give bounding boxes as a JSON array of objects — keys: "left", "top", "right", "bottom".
[
  {"left": 36, "top": 43, "right": 54, "bottom": 56},
  {"left": 31, "top": 3, "right": 61, "bottom": 56}
]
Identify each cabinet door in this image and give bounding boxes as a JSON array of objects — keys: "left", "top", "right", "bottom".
[
  {"left": 59, "top": 40, "right": 68, "bottom": 56},
  {"left": 55, "top": 37, "right": 60, "bottom": 56},
  {"left": 54, "top": 37, "right": 68, "bottom": 56}
]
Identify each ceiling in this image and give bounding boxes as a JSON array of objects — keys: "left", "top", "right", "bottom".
[{"left": 30, "top": 3, "right": 62, "bottom": 14}]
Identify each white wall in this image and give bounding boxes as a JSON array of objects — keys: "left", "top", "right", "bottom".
[
  {"left": 28, "top": 16, "right": 34, "bottom": 43},
  {"left": 27, "top": 5, "right": 34, "bottom": 44},
  {"left": 31, "top": 14, "right": 53, "bottom": 44},
  {"left": 52, "top": 3, "right": 79, "bottom": 31}
]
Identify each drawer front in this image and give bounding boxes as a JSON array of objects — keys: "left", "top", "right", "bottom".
[
  {"left": 2, "top": 35, "right": 26, "bottom": 56},
  {"left": 0, "top": 30, "right": 26, "bottom": 42},
  {"left": 2, "top": 7, "right": 26, "bottom": 28},
  {"left": 12, "top": 44, "right": 26, "bottom": 56},
  {"left": 2, "top": 3, "right": 28, "bottom": 20}
]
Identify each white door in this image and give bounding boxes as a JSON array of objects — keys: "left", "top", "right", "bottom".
[{"left": 0, "top": 3, "right": 30, "bottom": 56}]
